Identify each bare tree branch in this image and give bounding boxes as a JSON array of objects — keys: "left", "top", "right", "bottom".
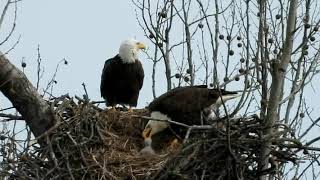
[
  {"left": 259, "top": 1, "right": 298, "bottom": 179},
  {"left": 0, "top": 54, "right": 56, "bottom": 137}
]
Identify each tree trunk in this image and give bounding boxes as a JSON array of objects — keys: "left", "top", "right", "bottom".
[
  {"left": 0, "top": 53, "right": 56, "bottom": 137},
  {"left": 259, "top": 0, "right": 297, "bottom": 179}
]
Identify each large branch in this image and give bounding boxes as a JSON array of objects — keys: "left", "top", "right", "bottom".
[
  {"left": 0, "top": 53, "right": 56, "bottom": 137},
  {"left": 259, "top": 0, "right": 298, "bottom": 179}
]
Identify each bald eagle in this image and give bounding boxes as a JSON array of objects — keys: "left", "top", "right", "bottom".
[
  {"left": 100, "top": 39, "right": 146, "bottom": 111},
  {"left": 142, "top": 85, "right": 241, "bottom": 151}
]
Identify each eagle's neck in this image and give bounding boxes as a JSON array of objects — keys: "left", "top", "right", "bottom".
[{"left": 119, "top": 50, "right": 137, "bottom": 64}]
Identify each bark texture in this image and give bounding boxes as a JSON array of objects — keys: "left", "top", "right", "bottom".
[
  {"left": 259, "top": 1, "right": 298, "bottom": 179},
  {"left": 0, "top": 54, "right": 56, "bottom": 137}
]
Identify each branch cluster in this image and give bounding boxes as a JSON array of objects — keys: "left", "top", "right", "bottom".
[
  {"left": 0, "top": 96, "right": 314, "bottom": 180},
  {"left": 151, "top": 116, "right": 307, "bottom": 180}
]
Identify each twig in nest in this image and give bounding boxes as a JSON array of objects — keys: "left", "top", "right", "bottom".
[
  {"left": 132, "top": 115, "right": 213, "bottom": 129},
  {"left": 82, "top": 82, "right": 90, "bottom": 102},
  {"left": 75, "top": 95, "right": 103, "bottom": 111}
]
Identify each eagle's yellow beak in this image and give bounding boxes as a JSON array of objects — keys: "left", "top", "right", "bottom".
[
  {"left": 136, "top": 42, "right": 146, "bottom": 50},
  {"left": 142, "top": 127, "right": 152, "bottom": 139}
]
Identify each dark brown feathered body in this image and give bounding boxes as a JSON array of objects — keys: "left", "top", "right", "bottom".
[
  {"left": 148, "top": 85, "right": 238, "bottom": 125},
  {"left": 100, "top": 55, "right": 144, "bottom": 107}
]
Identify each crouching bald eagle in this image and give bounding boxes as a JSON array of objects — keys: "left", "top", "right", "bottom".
[
  {"left": 141, "top": 85, "right": 241, "bottom": 152},
  {"left": 100, "top": 39, "right": 146, "bottom": 111}
]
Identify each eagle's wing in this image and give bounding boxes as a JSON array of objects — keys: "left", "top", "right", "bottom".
[
  {"left": 136, "top": 60, "right": 144, "bottom": 90},
  {"left": 148, "top": 86, "right": 208, "bottom": 113},
  {"left": 100, "top": 58, "right": 113, "bottom": 99}
]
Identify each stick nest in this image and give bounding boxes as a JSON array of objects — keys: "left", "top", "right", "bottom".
[
  {"left": 7, "top": 96, "right": 301, "bottom": 180},
  {"left": 151, "top": 116, "right": 299, "bottom": 180},
  {"left": 8, "top": 96, "right": 168, "bottom": 180}
]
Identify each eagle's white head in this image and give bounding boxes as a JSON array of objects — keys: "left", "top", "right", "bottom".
[{"left": 119, "top": 39, "right": 146, "bottom": 63}]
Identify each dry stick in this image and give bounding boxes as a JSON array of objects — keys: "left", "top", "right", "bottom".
[
  {"left": 42, "top": 60, "right": 64, "bottom": 98},
  {"left": 82, "top": 82, "right": 89, "bottom": 102},
  {"left": 92, "top": 100, "right": 105, "bottom": 104},
  {"left": 0, "top": 0, "right": 18, "bottom": 46},
  {"left": 134, "top": 114, "right": 264, "bottom": 140},
  {"left": 75, "top": 96, "right": 103, "bottom": 111},
  {"left": 66, "top": 159, "right": 76, "bottom": 180},
  {"left": 165, "top": 0, "right": 174, "bottom": 90},
  {"left": 196, "top": 0, "right": 218, "bottom": 87},
  {"left": 0, "top": 113, "right": 23, "bottom": 120},
  {"left": 133, "top": 114, "right": 213, "bottom": 143},
  {"left": 299, "top": 117, "right": 320, "bottom": 140},
  {"left": 183, "top": 127, "right": 193, "bottom": 144},
  {"left": 33, "top": 121, "right": 61, "bottom": 142},
  {"left": 297, "top": 154, "right": 320, "bottom": 180},
  {"left": 50, "top": 93, "right": 70, "bottom": 102},
  {"left": 36, "top": 45, "right": 42, "bottom": 90},
  {"left": 134, "top": 114, "right": 255, "bottom": 144},
  {"left": 132, "top": 115, "right": 213, "bottom": 129},
  {"left": 219, "top": 65, "right": 256, "bottom": 88},
  {"left": 46, "top": 135, "right": 58, "bottom": 168},
  {"left": 66, "top": 132, "right": 78, "bottom": 146},
  {"left": 0, "top": 106, "right": 14, "bottom": 112},
  {"left": 0, "top": 0, "right": 11, "bottom": 30},
  {"left": 182, "top": 0, "right": 194, "bottom": 85}
]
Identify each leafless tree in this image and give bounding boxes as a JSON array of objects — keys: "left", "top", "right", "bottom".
[
  {"left": 0, "top": 0, "right": 62, "bottom": 135},
  {"left": 134, "top": 0, "right": 320, "bottom": 179},
  {"left": 0, "top": 54, "right": 56, "bottom": 137}
]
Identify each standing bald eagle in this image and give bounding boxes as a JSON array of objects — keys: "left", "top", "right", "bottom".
[
  {"left": 100, "top": 39, "right": 146, "bottom": 111},
  {"left": 142, "top": 85, "right": 240, "bottom": 150}
]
